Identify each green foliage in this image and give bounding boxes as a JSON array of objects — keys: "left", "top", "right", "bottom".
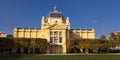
[
  {"left": 0, "top": 37, "right": 48, "bottom": 53},
  {"left": 97, "top": 39, "right": 112, "bottom": 49},
  {"left": 0, "top": 37, "right": 14, "bottom": 48},
  {"left": 67, "top": 38, "right": 112, "bottom": 53},
  {"left": 99, "top": 35, "right": 107, "bottom": 40},
  {"left": 116, "top": 32, "right": 120, "bottom": 46},
  {"left": 108, "top": 32, "right": 120, "bottom": 49},
  {"left": 108, "top": 32, "right": 117, "bottom": 48}
]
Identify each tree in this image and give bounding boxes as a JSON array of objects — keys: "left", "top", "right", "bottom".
[
  {"left": 67, "top": 38, "right": 80, "bottom": 53},
  {"left": 78, "top": 39, "right": 90, "bottom": 53},
  {"left": 108, "top": 32, "right": 117, "bottom": 49},
  {"left": 99, "top": 35, "right": 107, "bottom": 40},
  {"left": 67, "top": 38, "right": 112, "bottom": 53},
  {"left": 67, "top": 38, "right": 96, "bottom": 53},
  {"left": 78, "top": 39, "right": 99, "bottom": 53},
  {"left": 97, "top": 39, "right": 112, "bottom": 53},
  {"left": 116, "top": 32, "right": 120, "bottom": 49},
  {"left": 0, "top": 37, "right": 14, "bottom": 54},
  {"left": 13, "top": 38, "right": 48, "bottom": 54}
]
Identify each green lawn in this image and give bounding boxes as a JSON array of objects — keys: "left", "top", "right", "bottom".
[{"left": 0, "top": 55, "right": 120, "bottom": 60}]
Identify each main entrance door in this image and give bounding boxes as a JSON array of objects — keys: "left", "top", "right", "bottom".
[{"left": 50, "top": 45, "right": 63, "bottom": 54}]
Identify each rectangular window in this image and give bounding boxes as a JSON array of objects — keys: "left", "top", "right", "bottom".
[
  {"left": 50, "top": 32, "right": 53, "bottom": 35},
  {"left": 59, "top": 32, "right": 62, "bottom": 36},
  {"left": 54, "top": 31, "right": 58, "bottom": 35},
  {"left": 59, "top": 37, "right": 62, "bottom": 43},
  {"left": 54, "top": 37, "right": 58, "bottom": 43},
  {"left": 50, "top": 37, "right": 53, "bottom": 43}
]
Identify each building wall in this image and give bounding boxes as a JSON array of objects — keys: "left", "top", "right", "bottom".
[
  {"left": 13, "top": 28, "right": 95, "bottom": 54},
  {"left": 69, "top": 29, "right": 95, "bottom": 39},
  {"left": 0, "top": 32, "right": 7, "bottom": 37},
  {"left": 14, "top": 28, "right": 43, "bottom": 38}
]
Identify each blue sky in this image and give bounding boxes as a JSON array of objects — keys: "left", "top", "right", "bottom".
[{"left": 0, "top": 0, "right": 120, "bottom": 37}]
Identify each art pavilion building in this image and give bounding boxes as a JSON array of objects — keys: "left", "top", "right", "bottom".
[{"left": 13, "top": 6, "right": 95, "bottom": 53}]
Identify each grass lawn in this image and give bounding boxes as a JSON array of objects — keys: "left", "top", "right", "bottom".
[{"left": 0, "top": 54, "right": 120, "bottom": 60}]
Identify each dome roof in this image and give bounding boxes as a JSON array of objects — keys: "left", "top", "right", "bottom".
[{"left": 47, "top": 6, "right": 64, "bottom": 18}]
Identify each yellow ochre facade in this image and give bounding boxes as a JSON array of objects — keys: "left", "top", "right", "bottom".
[{"left": 13, "top": 6, "right": 95, "bottom": 53}]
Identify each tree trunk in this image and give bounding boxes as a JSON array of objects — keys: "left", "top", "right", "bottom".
[
  {"left": 33, "top": 48, "right": 35, "bottom": 54},
  {"left": 80, "top": 48, "right": 83, "bottom": 53},
  {"left": 28, "top": 48, "right": 31, "bottom": 54},
  {"left": 12, "top": 48, "right": 17, "bottom": 54},
  {"left": 85, "top": 48, "right": 88, "bottom": 54},
  {"left": 20, "top": 48, "right": 24, "bottom": 54}
]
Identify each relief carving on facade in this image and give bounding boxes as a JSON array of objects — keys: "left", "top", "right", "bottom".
[
  {"left": 50, "top": 25, "right": 66, "bottom": 30},
  {"left": 46, "top": 24, "right": 66, "bottom": 30}
]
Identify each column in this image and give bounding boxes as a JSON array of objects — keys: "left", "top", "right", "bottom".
[
  {"left": 62, "top": 30, "right": 67, "bottom": 53},
  {"left": 62, "top": 45, "right": 66, "bottom": 53}
]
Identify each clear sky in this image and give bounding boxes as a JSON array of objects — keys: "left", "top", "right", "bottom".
[{"left": 0, "top": 0, "right": 120, "bottom": 37}]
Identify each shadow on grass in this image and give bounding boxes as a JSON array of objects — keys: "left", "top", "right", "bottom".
[{"left": 0, "top": 54, "right": 35, "bottom": 60}]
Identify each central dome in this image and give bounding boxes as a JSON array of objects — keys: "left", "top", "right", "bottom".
[{"left": 47, "top": 6, "right": 64, "bottom": 18}]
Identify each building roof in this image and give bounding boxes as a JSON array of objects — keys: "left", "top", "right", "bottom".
[
  {"left": 15, "top": 28, "right": 40, "bottom": 30},
  {"left": 71, "top": 29, "right": 94, "bottom": 31}
]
